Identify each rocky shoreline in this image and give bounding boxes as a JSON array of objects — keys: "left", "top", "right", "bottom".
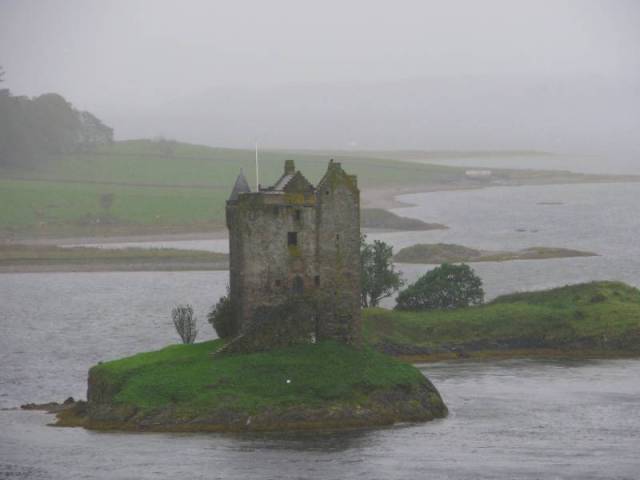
[{"left": 45, "top": 380, "right": 447, "bottom": 433}]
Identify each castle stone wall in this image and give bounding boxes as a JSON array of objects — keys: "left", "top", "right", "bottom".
[{"left": 315, "top": 171, "right": 361, "bottom": 344}]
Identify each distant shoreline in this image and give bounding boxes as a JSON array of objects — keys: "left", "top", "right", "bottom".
[
  {"left": 0, "top": 245, "right": 228, "bottom": 273},
  {"left": 0, "top": 263, "right": 229, "bottom": 273},
  {"left": 3, "top": 177, "right": 639, "bottom": 248},
  {"left": 0, "top": 188, "right": 447, "bottom": 246},
  {"left": 0, "top": 242, "right": 598, "bottom": 274}
]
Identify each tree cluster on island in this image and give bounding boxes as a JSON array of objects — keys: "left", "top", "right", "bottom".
[{"left": 360, "top": 235, "right": 484, "bottom": 311}]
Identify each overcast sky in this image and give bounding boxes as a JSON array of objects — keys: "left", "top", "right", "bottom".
[{"left": 1, "top": 0, "right": 639, "bottom": 152}]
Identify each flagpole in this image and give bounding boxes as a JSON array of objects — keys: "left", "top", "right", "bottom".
[{"left": 255, "top": 142, "right": 259, "bottom": 191}]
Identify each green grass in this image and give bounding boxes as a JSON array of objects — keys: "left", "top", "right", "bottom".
[
  {"left": 2, "top": 139, "right": 631, "bottom": 238},
  {"left": 0, "top": 140, "right": 467, "bottom": 236},
  {"left": 1, "top": 139, "right": 465, "bottom": 188},
  {"left": 0, "top": 178, "right": 227, "bottom": 230},
  {"left": 363, "top": 281, "right": 640, "bottom": 353},
  {"left": 91, "top": 340, "right": 425, "bottom": 414}
]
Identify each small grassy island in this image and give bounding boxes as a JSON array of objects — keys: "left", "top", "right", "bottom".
[
  {"left": 0, "top": 244, "right": 228, "bottom": 272},
  {"left": 364, "top": 281, "right": 640, "bottom": 361},
  {"left": 394, "top": 243, "right": 597, "bottom": 264},
  {"left": 56, "top": 341, "right": 447, "bottom": 432}
]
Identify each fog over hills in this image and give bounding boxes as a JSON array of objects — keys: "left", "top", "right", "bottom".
[
  {"left": 1, "top": 0, "right": 639, "bottom": 155},
  {"left": 105, "top": 74, "right": 640, "bottom": 154}
]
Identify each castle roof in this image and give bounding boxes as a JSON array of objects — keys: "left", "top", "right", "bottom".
[
  {"left": 264, "top": 160, "right": 314, "bottom": 193},
  {"left": 229, "top": 159, "right": 355, "bottom": 204},
  {"left": 273, "top": 173, "right": 295, "bottom": 190},
  {"left": 228, "top": 171, "right": 251, "bottom": 202}
]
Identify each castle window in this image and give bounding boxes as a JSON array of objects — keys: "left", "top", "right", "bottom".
[
  {"left": 295, "top": 210, "right": 302, "bottom": 221},
  {"left": 288, "top": 232, "right": 298, "bottom": 246},
  {"left": 314, "top": 275, "right": 320, "bottom": 287},
  {"left": 336, "top": 234, "right": 340, "bottom": 241},
  {"left": 292, "top": 276, "right": 304, "bottom": 294},
  {"left": 275, "top": 279, "right": 282, "bottom": 287}
]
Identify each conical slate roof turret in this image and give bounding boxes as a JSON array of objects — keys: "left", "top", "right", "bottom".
[{"left": 228, "top": 170, "right": 251, "bottom": 202}]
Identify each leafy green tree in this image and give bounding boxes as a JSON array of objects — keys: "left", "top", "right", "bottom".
[
  {"left": 395, "top": 263, "right": 484, "bottom": 311},
  {"left": 207, "top": 288, "right": 236, "bottom": 339},
  {"left": 78, "top": 111, "right": 114, "bottom": 148},
  {"left": 0, "top": 86, "right": 112, "bottom": 166},
  {"left": 361, "top": 235, "right": 403, "bottom": 307}
]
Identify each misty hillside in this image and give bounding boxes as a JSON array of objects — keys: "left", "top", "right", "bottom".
[{"left": 106, "top": 76, "right": 640, "bottom": 154}]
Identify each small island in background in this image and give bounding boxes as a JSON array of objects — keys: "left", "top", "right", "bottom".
[
  {"left": 361, "top": 208, "right": 447, "bottom": 231},
  {"left": 0, "top": 245, "right": 229, "bottom": 272},
  {"left": 394, "top": 243, "right": 597, "bottom": 264}
]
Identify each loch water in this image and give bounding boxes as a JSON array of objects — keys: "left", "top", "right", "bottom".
[
  {"left": 1, "top": 355, "right": 639, "bottom": 480},
  {"left": 2, "top": 179, "right": 640, "bottom": 479}
]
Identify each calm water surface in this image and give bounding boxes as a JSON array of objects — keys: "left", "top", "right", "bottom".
[{"left": 2, "top": 180, "right": 640, "bottom": 479}]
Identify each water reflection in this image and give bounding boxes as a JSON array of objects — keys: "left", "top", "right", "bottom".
[{"left": 222, "top": 428, "right": 380, "bottom": 453}]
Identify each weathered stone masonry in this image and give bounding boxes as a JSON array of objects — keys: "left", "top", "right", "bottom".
[{"left": 224, "top": 159, "right": 361, "bottom": 351}]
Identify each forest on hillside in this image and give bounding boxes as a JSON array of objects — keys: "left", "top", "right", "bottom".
[{"left": 0, "top": 66, "right": 113, "bottom": 167}]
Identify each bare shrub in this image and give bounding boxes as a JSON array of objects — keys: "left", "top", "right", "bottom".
[{"left": 172, "top": 304, "right": 198, "bottom": 344}]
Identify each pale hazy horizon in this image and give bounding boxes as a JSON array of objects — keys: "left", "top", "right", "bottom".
[{"left": 1, "top": 0, "right": 639, "bottom": 154}]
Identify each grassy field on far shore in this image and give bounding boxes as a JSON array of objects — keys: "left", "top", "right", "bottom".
[
  {"left": 1, "top": 139, "right": 635, "bottom": 239},
  {"left": 0, "top": 140, "right": 465, "bottom": 238}
]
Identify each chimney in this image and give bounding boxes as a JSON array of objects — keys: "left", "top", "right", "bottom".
[{"left": 284, "top": 159, "right": 295, "bottom": 175}]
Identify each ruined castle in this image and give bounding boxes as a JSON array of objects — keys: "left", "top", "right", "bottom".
[{"left": 224, "top": 159, "right": 361, "bottom": 351}]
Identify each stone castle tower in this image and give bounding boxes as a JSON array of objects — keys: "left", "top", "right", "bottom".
[{"left": 224, "top": 159, "right": 361, "bottom": 351}]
